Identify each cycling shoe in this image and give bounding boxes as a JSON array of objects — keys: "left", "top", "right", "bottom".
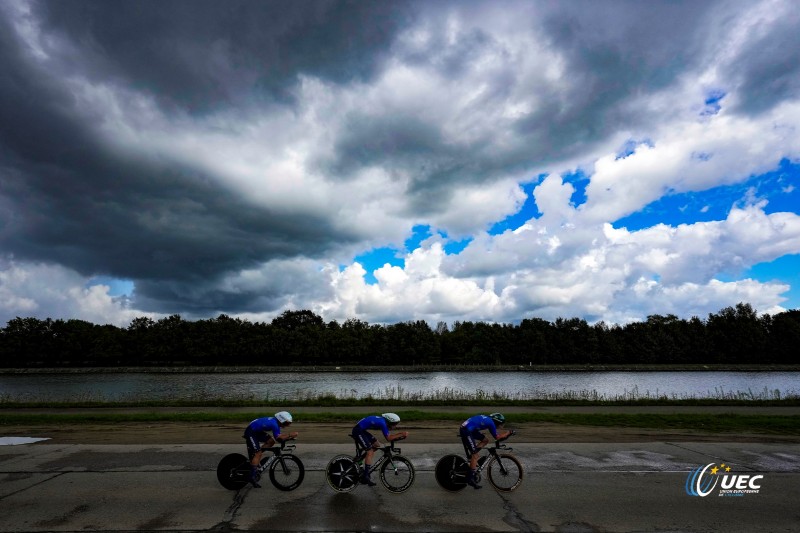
[{"left": 467, "top": 471, "right": 482, "bottom": 489}]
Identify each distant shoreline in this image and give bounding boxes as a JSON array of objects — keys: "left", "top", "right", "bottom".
[{"left": 2, "top": 363, "right": 799, "bottom": 374}]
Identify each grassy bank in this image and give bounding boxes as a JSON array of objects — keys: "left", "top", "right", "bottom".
[
  {"left": 4, "top": 380, "right": 798, "bottom": 406},
  {"left": 3, "top": 396, "right": 800, "bottom": 409},
  {"left": 1, "top": 410, "right": 798, "bottom": 435}
]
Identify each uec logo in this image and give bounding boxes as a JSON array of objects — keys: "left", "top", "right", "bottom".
[{"left": 685, "top": 463, "right": 763, "bottom": 497}]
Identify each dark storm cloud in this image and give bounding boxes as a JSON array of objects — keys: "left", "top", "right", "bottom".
[
  {"left": 133, "top": 259, "right": 334, "bottom": 315},
  {"left": 0, "top": 3, "right": 378, "bottom": 311},
  {"left": 321, "top": 0, "right": 725, "bottom": 207},
  {"left": 0, "top": 0, "right": 424, "bottom": 315},
  {"left": 514, "top": 1, "right": 712, "bottom": 132},
  {"left": 35, "top": 0, "right": 414, "bottom": 112},
  {"left": 723, "top": 12, "right": 800, "bottom": 115},
  {"left": 1, "top": 141, "right": 346, "bottom": 304}
]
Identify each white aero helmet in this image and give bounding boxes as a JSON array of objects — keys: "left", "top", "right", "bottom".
[
  {"left": 382, "top": 412, "right": 400, "bottom": 424},
  {"left": 274, "top": 411, "right": 293, "bottom": 424}
]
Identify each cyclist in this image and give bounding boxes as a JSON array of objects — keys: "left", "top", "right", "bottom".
[
  {"left": 352, "top": 413, "right": 408, "bottom": 486},
  {"left": 460, "top": 413, "right": 511, "bottom": 489},
  {"left": 243, "top": 411, "right": 298, "bottom": 488}
]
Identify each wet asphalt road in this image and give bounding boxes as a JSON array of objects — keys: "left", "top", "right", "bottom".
[{"left": 1, "top": 442, "right": 799, "bottom": 532}]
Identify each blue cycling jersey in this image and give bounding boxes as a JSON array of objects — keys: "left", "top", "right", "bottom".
[
  {"left": 355, "top": 415, "right": 390, "bottom": 438},
  {"left": 245, "top": 417, "right": 281, "bottom": 439},
  {"left": 460, "top": 415, "right": 498, "bottom": 439}
]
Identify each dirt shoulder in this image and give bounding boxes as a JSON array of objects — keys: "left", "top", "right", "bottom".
[
  {"left": 2, "top": 405, "right": 799, "bottom": 445},
  {"left": 4, "top": 421, "right": 798, "bottom": 445}
]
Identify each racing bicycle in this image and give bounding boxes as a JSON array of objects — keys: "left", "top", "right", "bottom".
[
  {"left": 435, "top": 430, "right": 523, "bottom": 492},
  {"left": 216, "top": 439, "right": 304, "bottom": 491},
  {"left": 326, "top": 436, "right": 415, "bottom": 493}
]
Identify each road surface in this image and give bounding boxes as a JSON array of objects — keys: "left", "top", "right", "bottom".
[{"left": 1, "top": 441, "right": 798, "bottom": 532}]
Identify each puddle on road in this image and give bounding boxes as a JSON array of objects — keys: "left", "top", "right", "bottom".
[{"left": 0, "top": 437, "right": 51, "bottom": 445}]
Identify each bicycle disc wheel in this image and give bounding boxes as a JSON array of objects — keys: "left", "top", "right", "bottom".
[
  {"left": 217, "top": 453, "right": 249, "bottom": 491},
  {"left": 379, "top": 455, "right": 415, "bottom": 493},
  {"left": 326, "top": 455, "right": 360, "bottom": 493},
  {"left": 434, "top": 454, "right": 468, "bottom": 492},
  {"left": 269, "top": 455, "right": 305, "bottom": 491},
  {"left": 487, "top": 453, "right": 523, "bottom": 492}
]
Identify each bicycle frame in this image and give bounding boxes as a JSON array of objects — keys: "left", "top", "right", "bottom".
[
  {"left": 435, "top": 430, "right": 521, "bottom": 492},
  {"left": 473, "top": 438, "right": 512, "bottom": 477},
  {"left": 217, "top": 438, "right": 305, "bottom": 492},
  {"left": 258, "top": 440, "right": 296, "bottom": 473},
  {"left": 326, "top": 435, "right": 414, "bottom": 493},
  {"left": 451, "top": 431, "right": 516, "bottom": 484},
  {"left": 352, "top": 437, "right": 403, "bottom": 476}
]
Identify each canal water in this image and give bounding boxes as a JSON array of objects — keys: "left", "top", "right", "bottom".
[{"left": 1, "top": 371, "right": 798, "bottom": 402}]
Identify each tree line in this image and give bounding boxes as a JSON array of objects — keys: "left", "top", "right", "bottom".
[{"left": 0, "top": 303, "right": 798, "bottom": 368}]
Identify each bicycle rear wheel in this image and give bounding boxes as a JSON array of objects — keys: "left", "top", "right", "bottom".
[
  {"left": 326, "top": 455, "right": 360, "bottom": 492},
  {"left": 269, "top": 455, "right": 305, "bottom": 491},
  {"left": 216, "top": 453, "right": 249, "bottom": 491},
  {"left": 379, "top": 455, "right": 415, "bottom": 493},
  {"left": 434, "top": 454, "right": 468, "bottom": 492},
  {"left": 487, "top": 453, "right": 523, "bottom": 492}
]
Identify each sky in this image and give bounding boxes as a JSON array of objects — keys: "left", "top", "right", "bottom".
[{"left": 1, "top": 0, "right": 799, "bottom": 328}]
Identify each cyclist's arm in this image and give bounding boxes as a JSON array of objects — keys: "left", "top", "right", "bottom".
[
  {"left": 387, "top": 431, "right": 408, "bottom": 441},
  {"left": 495, "top": 429, "right": 513, "bottom": 441}
]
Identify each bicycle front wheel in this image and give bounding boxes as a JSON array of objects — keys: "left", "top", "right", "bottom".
[
  {"left": 326, "top": 455, "right": 360, "bottom": 493},
  {"left": 269, "top": 455, "right": 305, "bottom": 491},
  {"left": 434, "top": 454, "right": 468, "bottom": 492},
  {"left": 216, "top": 453, "right": 249, "bottom": 491},
  {"left": 379, "top": 455, "right": 415, "bottom": 493},
  {"left": 487, "top": 453, "right": 523, "bottom": 492}
]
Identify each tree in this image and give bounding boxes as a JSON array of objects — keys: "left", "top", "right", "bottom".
[
  {"left": 707, "top": 303, "right": 767, "bottom": 363},
  {"left": 271, "top": 310, "right": 324, "bottom": 331},
  {"left": 766, "top": 310, "right": 800, "bottom": 364},
  {"left": 0, "top": 318, "right": 55, "bottom": 366}
]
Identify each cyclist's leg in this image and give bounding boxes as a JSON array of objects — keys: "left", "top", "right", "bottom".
[
  {"left": 351, "top": 428, "right": 371, "bottom": 459},
  {"left": 460, "top": 430, "right": 485, "bottom": 489},
  {"left": 353, "top": 429, "right": 378, "bottom": 485},
  {"left": 471, "top": 438, "right": 489, "bottom": 469},
  {"left": 362, "top": 442, "right": 381, "bottom": 485},
  {"left": 365, "top": 441, "right": 380, "bottom": 468},
  {"left": 243, "top": 433, "right": 263, "bottom": 488}
]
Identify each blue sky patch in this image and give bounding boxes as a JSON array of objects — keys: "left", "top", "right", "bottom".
[
  {"left": 354, "top": 225, "right": 474, "bottom": 284},
  {"left": 87, "top": 277, "right": 134, "bottom": 297},
  {"left": 444, "top": 237, "right": 472, "bottom": 255},
  {"left": 489, "top": 178, "right": 544, "bottom": 234},
  {"left": 614, "top": 159, "right": 800, "bottom": 231},
  {"left": 353, "top": 225, "right": 437, "bottom": 284},
  {"left": 613, "top": 159, "right": 800, "bottom": 310},
  {"left": 701, "top": 89, "right": 726, "bottom": 116},
  {"left": 563, "top": 169, "right": 591, "bottom": 207},
  {"left": 747, "top": 254, "right": 800, "bottom": 311},
  {"left": 616, "top": 138, "right": 654, "bottom": 160},
  {"left": 404, "top": 224, "right": 434, "bottom": 250},
  {"left": 353, "top": 247, "right": 405, "bottom": 284}
]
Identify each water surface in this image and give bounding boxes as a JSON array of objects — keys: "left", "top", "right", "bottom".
[{"left": 1, "top": 371, "right": 798, "bottom": 402}]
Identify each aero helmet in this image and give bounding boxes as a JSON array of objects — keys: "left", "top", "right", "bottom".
[
  {"left": 489, "top": 413, "right": 505, "bottom": 424},
  {"left": 382, "top": 412, "right": 401, "bottom": 424},
  {"left": 274, "top": 411, "right": 293, "bottom": 424}
]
